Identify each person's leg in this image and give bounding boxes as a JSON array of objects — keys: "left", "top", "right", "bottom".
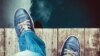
[
  {"left": 19, "top": 30, "right": 46, "bottom": 56},
  {"left": 61, "top": 36, "right": 80, "bottom": 56},
  {"left": 14, "top": 8, "right": 46, "bottom": 56}
]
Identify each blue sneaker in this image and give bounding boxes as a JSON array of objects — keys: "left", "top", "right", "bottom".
[
  {"left": 61, "top": 36, "right": 80, "bottom": 56},
  {"left": 14, "top": 8, "right": 34, "bottom": 37}
]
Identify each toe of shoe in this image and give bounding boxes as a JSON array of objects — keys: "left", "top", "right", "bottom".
[
  {"left": 14, "top": 8, "right": 30, "bottom": 26},
  {"left": 64, "top": 36, "right": 80, "bottom": 53},
  {"left": 14, "top": 8, "right": 29, "bottom": 19},
  {"left": 66, "top": 36, "right": 80, "bottom": 47}
]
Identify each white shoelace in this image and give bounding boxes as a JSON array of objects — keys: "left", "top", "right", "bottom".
[
  {"left": 63, "top": 49, "right": 78, "bottom": 56},
  {"left": 18, "top": 19, "right": 31, "bottom": 32}
]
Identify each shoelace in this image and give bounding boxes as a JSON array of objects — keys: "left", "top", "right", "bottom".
[
  {"left": 63, "top": 49, "right": 78, "bottom": 56},
  {"left": 18, "top": 19, "right": 31, "bottom": 32}
]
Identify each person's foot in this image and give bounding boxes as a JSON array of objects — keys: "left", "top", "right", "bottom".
[
  {"left": 14, "top": 8, "right": 34, "bottom": 37},
  {"left": 61, "top": 36, "right": 80, "bottom": 56}
]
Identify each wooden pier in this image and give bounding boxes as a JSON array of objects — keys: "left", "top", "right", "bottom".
[{"left": 0, "top": 28, "right": 100, "bottom": 56}]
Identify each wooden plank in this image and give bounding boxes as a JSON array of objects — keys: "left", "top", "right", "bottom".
[
  {"left": 0, "top": 29, "right": 4, "bottom": 56},
  {"left": 41, "top": 29, "right": 57, "bottom": 56},
  {"left": 5, "top": 28, "right": 19, "bottom": 56},
  {"left": 85, "top": 28, "right": 100, "bottom": 56},
  {"left": 52, "top": 29, "right": 57, "bottom": 56},
  {"left": 58, "top": 28, "right": 85, "bottom": 56}
]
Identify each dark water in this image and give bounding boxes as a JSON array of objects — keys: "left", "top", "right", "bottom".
[
  {"left": 30, "top": 0, "right": 100, "bottom": 28},
  {"left": 0, "top": 0, "right": 100, "bottom": 28}
]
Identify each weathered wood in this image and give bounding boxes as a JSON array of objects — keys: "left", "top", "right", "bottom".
[
  {"left": 41, "top": 29, "right": 57, "bottom": 56},
  {"left": 0, "top": 28, "right": 100, "bottom": 56},
  {"left": 58, "top": 28, "right": 85, "bottom": 56},
  {"left": 52, "top": 29, "right": 57, "bottom": 56},
  {"left": 35, "top": 29, "right": 57, "bottom": 56},
  {"left": 85, "top": 28, "right": 100, "bottom": 56},
  {"left": 5, "top": 28, "right": 19, "bottom": 56},
  {"left": 0, "top": 29, "right": 4, "bottom": 56},
  {"left": 4, "top": 28, "right": 57, "bottom": 56}
]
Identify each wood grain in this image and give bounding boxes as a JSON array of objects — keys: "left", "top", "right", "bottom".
[
  {"left": 0, "top": 29, "right": 4, "bottom": 56},
  {"left": 5, "top": 28, "right": 19, "bottom": 56},
  {"left": 41, "top": 29, "right": 57, "bottom": 56},
  {"left": 0, "top": 28, "right": 100, "bottom": 56},
  {"left": 85, "top": 28, "right": 100, "bottom": 56}
]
